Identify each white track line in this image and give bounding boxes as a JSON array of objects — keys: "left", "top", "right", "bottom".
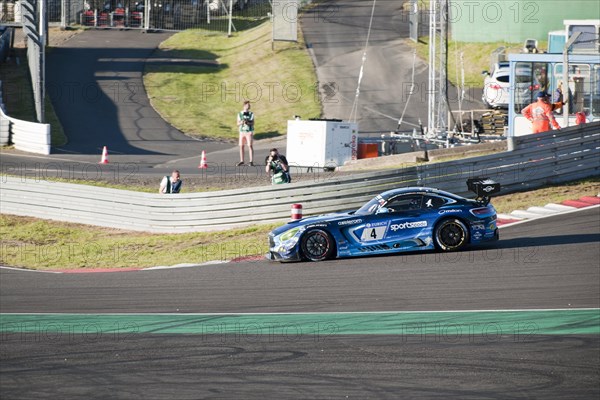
[
  {"left": 0, "top": 266, "right": 62, "bottom": 274},
  {"left": 498, "top": 204, "right": 599, "bottom": 229},
  {"left": 144, "top": 261, "right": 227, "bottom": 270}
]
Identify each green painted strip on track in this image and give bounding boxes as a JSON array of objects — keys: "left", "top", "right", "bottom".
[{"left": 1, "top": 310, "right": 599, "bottom": 337}]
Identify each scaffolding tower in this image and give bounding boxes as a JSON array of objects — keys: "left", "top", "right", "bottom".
[{"left": 427, "top": 0, "right": 449, "bottom": 136}]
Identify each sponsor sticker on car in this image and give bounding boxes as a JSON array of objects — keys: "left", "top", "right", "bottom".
[
  {"left": 338, "top": 219, "right": 363, "bottom": 226},
  {"left": 439, "top": 209, "right": 462, "bottom": 214},
  {"left": 390, "top": 221, "right": 428, "bottom": 231}
]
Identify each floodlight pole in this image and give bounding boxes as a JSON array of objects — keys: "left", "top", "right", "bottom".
[
  {"left": 427, "top": 0, "right": 449, "bottom": 137},
  {"left": 437, "top": 0, "right": 448, "bottom": 134},
  {"left": 60, "top": 0, "right": 66, "bottom": 30},
  {"left": 427, "top": 0, "right": 436, "bottom": 136},
  {"left": 39, "top": 0, "right": 46, "bottom": 123},
  {"left": 144, "top": 0, "right": 150, "bottom": 31},
  {"left": 228, "top": 0, "right": 233, "bottom": 37}
]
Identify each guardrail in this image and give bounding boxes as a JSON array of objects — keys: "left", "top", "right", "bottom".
[
  {"left": 1, "top": 122, "right": 598, "bottom": 233},
  {"left": 0, "top": 103, "right": 51, "bottom": 154}
]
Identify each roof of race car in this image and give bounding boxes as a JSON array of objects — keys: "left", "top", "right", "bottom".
[{"left": 377, "top": 186, "right": 464, "bottom": 200}]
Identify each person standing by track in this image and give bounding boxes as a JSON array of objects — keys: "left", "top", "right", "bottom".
[
  {"left": 236, "top": 101, "right": 255, "bottom": 166},
  {"left": 521, "top": 91, "right": 561, "bottom": 134}
]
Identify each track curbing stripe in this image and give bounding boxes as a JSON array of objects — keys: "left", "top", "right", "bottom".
[{"left": 1, "top": 309, "right": 598, "bottom": 336}]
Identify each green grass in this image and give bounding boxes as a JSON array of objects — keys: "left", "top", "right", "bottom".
[
  {"left": 0, "top": 49, "right": 35, "bottom": 122},
  {"left": 408, "top": 37, "right": 521, "bottom": 88},
  {"left": 1, "top": 178, "right": 597, "bottom": 270},
  {"left": 0, "top": 41, "right": 67, "bottom": 146},
  {"left": 403, "top": 1, "right": 548, "bottom": 89},
  {"left": 0, "top": 215, "right": 277, "bottom": 270},
  {"left": 491, "top": 177, "right": 599, "bottom": 215},
  {"left": 45, "top": 91, "right": 67, "bottom": 146},
  {"left": 144, "top": 21, "right": 321, "bottom": 141},
  {"left": 9, "top": 176, "right": 158, "bottom": 193}
]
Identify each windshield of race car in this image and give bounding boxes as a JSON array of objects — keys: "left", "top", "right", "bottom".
[{"left": 355, "top": 195, "right": 386, "bottom": 215}]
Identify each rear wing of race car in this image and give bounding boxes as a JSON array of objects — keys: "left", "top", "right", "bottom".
[{"left": 466, "top": 178, "right": 501, "bottom": 205}]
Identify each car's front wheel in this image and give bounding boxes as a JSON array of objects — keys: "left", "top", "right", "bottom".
[
  {"left": 300, "top": 229, "right": 336, "bottom": 261},
  {"left": 434, "top": 219, "right": 469, "bottom": 251}
]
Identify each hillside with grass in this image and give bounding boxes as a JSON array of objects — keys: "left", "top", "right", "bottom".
[{"left": 144, "top": 22, "right": 321, "bottom": 141}]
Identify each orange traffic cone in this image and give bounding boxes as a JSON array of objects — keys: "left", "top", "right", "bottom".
[
  {"left": 198, "top": 150, "right": 208, "bottom": 169},
  {"left": 99, "top": 146, "right": 109, "bottom": 164}
]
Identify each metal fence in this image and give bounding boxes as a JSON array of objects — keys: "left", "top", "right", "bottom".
[
  {"left": 45, "top": 0, "right": 276, "bottom": 32},
  {"left": 0, "top": 1, "right": 17, "bottom": 22},
  {"left": 0, "top": 0, "right": 315, "bottom": 31},
  {"left": 0, "top": 0, "right": 275, "bottom": 31},
  {"left": 1, "top": 122, "right": 598, "bottom": 233}
]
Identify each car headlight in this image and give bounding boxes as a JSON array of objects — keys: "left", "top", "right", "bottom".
[{"left": 279, "top": 227, "right": 302, "bottom": 242}]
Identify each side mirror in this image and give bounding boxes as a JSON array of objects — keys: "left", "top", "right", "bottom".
[
  {"left": 376, "top": 207, "right": 390, "bottom": 214},
  {"left": 482, "top": 70, "right": 489, "bottom": 76}
]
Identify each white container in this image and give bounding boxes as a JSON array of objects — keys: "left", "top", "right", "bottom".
[{"left": 286, "top": 120, "right": 358, "bottom": 169}]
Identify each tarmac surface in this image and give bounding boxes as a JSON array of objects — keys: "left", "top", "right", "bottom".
[
  {"left": 1, "top": 208, "right": 599, "bottom": 398},
  {"left": 302, "top": 0, "right": 484, "bottom": 135}
]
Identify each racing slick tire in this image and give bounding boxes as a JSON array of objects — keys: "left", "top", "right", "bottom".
[
  {"left": 434, "top": 218, "right": 469, "bottom": 251},
  {"left": 300, "top": 229, "right": 336, "bottom": 261}
]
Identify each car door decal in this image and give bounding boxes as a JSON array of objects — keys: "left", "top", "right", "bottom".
[
  {"left": 360, "top": 222, "right": 389, "bottom": 242},
  {"left": 351, "top": 221, "right": 389, "bottom": 242}
]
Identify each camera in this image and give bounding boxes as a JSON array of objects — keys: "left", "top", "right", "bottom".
[
  {"left": 242, "top": 111, "right": 252, "bottom": 125},
  {"left": 268, "top": 153, "right": 280, "bottom": 164}
]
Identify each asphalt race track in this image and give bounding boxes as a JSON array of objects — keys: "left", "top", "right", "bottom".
[
  {"left": 1, "top": 208, "right": 598, "bottom": 398},
  {"left": 302, "top": 0, "right": 483, "bottom": 134}
]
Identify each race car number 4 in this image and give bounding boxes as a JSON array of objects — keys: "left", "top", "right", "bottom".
[{"left": 360, "top": 226, "right": 387, "bottom": 242}]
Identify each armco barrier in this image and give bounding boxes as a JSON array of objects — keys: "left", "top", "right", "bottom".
[
  {"left": 0, "top": 122, "right": 598, "bottom": 233},
  {"left": 0, "top": 106, "right": 51, "bottom": 154}
]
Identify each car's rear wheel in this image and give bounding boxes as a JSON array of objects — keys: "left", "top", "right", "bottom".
[
  {"left": 300, "top": 229, "right": 336, "bottom": 261},
  {"left": 434, "top": 219, "right": 469, "bottom": 251}
]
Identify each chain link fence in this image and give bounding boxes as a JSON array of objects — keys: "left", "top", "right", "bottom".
[
  {"left": 0, "top": 0, "right": 312, "bottom": 34},
  {"left": 52, "top": 0, "right": 276, "bottom": 32},
  {"left": 0, "top": 0, "right": 273, "bottom": 31},
  {"left": 2, "top": 0, "right": 314, "bottom": 32}
]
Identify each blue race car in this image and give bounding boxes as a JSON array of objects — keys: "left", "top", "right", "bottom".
[{"left": 267, "top": 179, "right": 500, "bottom": 262}]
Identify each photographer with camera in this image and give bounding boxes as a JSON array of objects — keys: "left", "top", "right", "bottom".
[
  {"left": 159, "top": 170, "right": 183, "bottom": 194},
  {"left": 265, "top": 148, "right": 291, "bottom": 184},
  {"left": 236, "top": 100, "right": 255, "bottom": 166}
]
